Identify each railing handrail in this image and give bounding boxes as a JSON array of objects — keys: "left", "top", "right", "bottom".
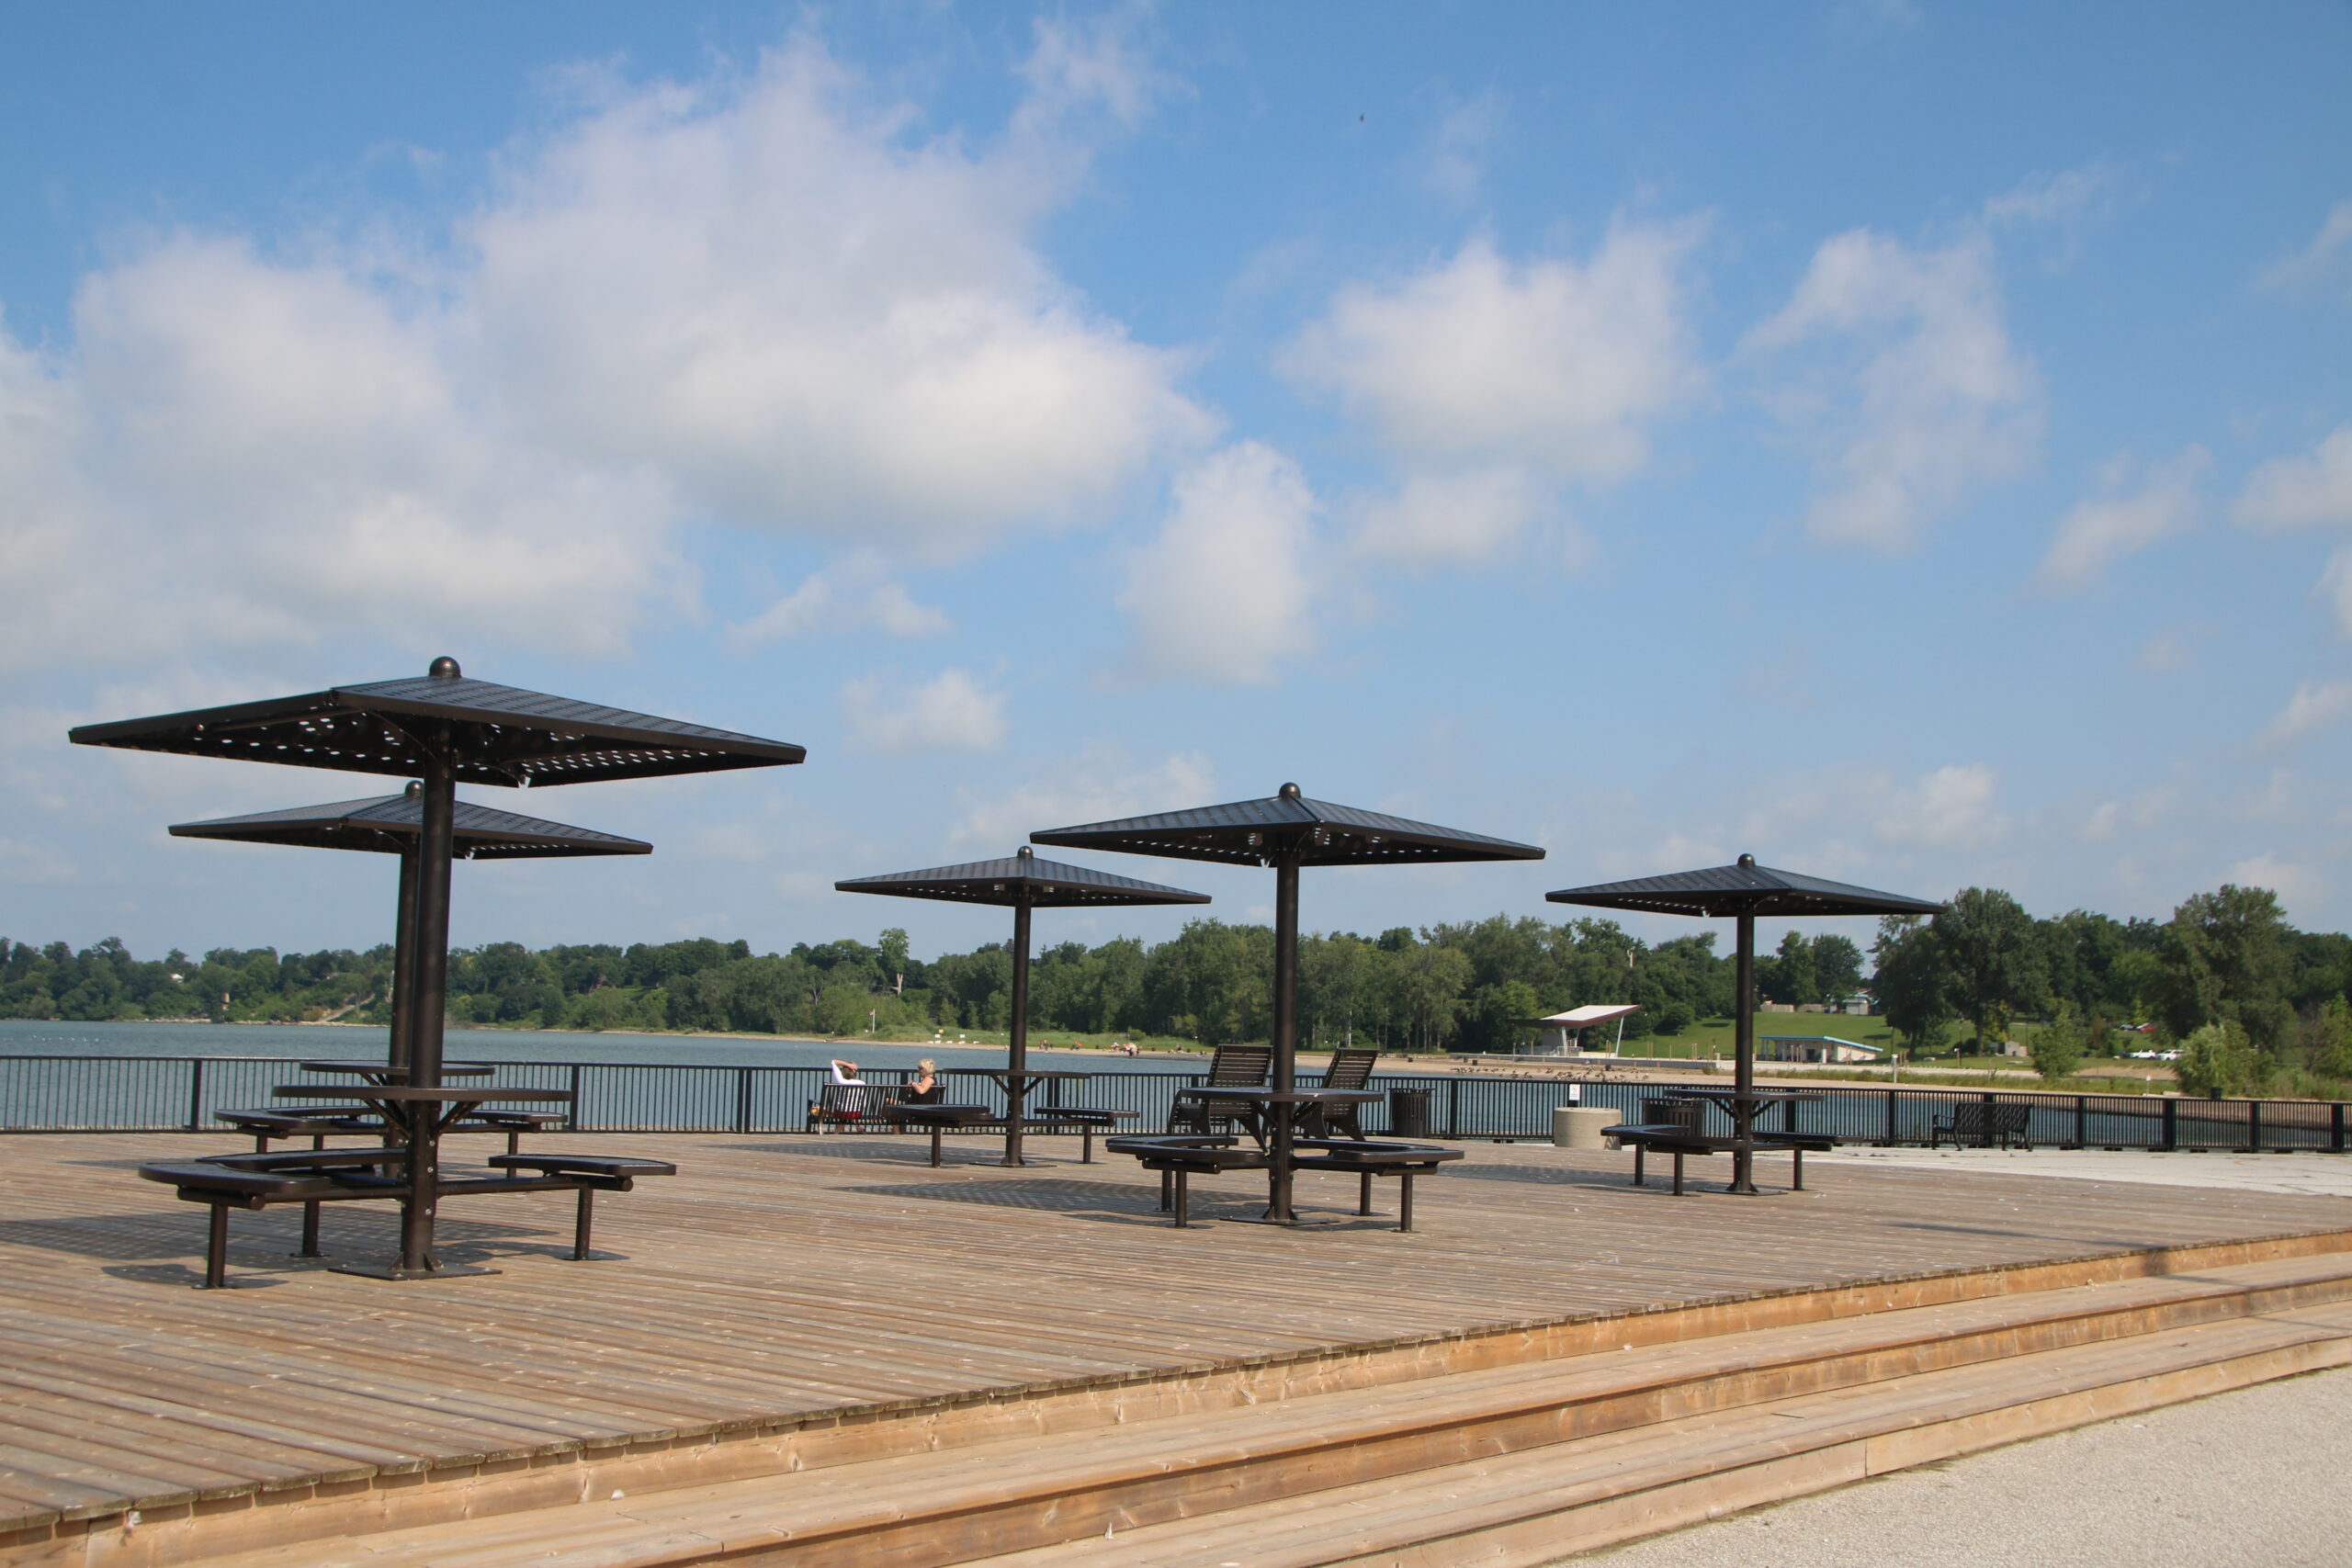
[{"left": 1, "top": 1055, "right": 2345, "bottom": 1150}]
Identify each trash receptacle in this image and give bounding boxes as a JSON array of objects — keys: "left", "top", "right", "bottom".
[
  {"left": 1553, "top": 1106, "right": 1619, "bottom": 1149},
  {"left": 1388, "top": 1088, "right": 1433, "bottom": 1138}
]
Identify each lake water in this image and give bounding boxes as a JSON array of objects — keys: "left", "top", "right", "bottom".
[{"left": 0, "top": 1018, "right": 1181, "bottom": 1073}]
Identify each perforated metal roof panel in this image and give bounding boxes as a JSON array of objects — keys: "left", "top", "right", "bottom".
[
  {"left": 836, "top": 847, "right": 1209, "bottom": 908},
  {"left": 71, "top": 659, "right": 804, "bottom": 786},
  {"left": 169, "top": 791, "right": 651, "bottom": 860},
  {"left": 1545, "top": 855, "right": 1941, "bottom": 918},
  {"left": 1030, "top": 783, "right": 1545, "bottom": 868}
]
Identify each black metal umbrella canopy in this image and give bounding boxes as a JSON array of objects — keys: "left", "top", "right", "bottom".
[
  {"left": 1547, "top": 854, "right": 1942, "bottom": 1193},
  {"left": 170, "top": 788, "right": 654, "bottom": 860},
  {"left": 70, "top": 660, "right": 805, "bottom": 785},
  {"left": 1035, "top": 784, "right": 1543, "bottom": 1219},
  {"left": 74, "top": 656, "right": 798, "bottom": 1276},
  {"left": 173, "top": 784, "right": 652, "bottom": 1077},
  {"left": 839, "top": 848, "right": 1206, "bottom": 1164}
]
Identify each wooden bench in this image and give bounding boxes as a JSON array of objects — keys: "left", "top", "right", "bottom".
[
  {"left": 138, "top": 1148, "right": 675, "bottom": 1287},
  {"left": 1931, "top": 1101, "right": 2034, "bottom": 1150},
  {"left": 217, "top": 1105, "right": 569, "bottom": 1156},
  {"left": 808, "top": 1082, "right": 904, "bottom": 1132},
  {"left": 1291, "top": 1137, "right": 1461, "bottom": 1232},
  {"left": 883, "top": 1104, "right": 1141, "bottom": 1166},
  {"left": 215, "top": 1107, "right": 382, "bottom": 1152},
  {"left": 1103, "top": 1134, "right": 1272, "bottom": 1227},
  {"left": 1605, "top": 1124, "right": 1836, "bottom": 1196}
]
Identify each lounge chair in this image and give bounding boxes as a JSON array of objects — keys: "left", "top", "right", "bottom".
[{"left": 1170, "top": 1044, "right": 1274, "bottom": 1137}]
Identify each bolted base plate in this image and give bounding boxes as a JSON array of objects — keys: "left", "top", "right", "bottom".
[{"left": 333, "top": 1261, "right": 502, "bottom": 1281}]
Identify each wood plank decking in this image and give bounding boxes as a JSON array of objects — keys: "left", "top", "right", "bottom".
[{"left": 1, "top": 1129, "right": 2346, "bottom": 1552}]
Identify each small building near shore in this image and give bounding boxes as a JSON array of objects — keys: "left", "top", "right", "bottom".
[{"left": 1758, "top": 1034, "right": 1887, "bottom": 1065}]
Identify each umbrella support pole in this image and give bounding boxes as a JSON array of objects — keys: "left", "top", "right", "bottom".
[
  {"left": 1263, "top": 856, "right": 1301, "bottom": 1224},
  {"left": 1002, "top": 903, "right": 1032, "bottom": 1168},
  {"left": 1727, "top": 912, "right": 1760, "bottom": 1195}
]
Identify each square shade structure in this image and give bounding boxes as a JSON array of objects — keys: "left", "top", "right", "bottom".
[
  {"left": 1034, "top": 784, "right": 1543, "bottom": 1222},
  {"left": 74, "top": 657, "right": 791, "bottom": 1279},
  {"left": 1029, "top": 786, "right": 1546, "bottom": 868},
  {"left": 838, "top": 847, "right": 1206, "bottom": 1164},
  {"left": 1548, "top": 854, "right": 1940, "bottom": 1194},
  {"left": 170, "top": 790, "right": 652, "bottom": 859},
  {"left": 172, "top": 784, "right": 650, "bottom": 1079},
  {"left": 836, "top": 849, "right": 1210, "bottom": 908},
  {"left": 70, "top": 657, "right": 804, "bottom": 787},
  {"left": 1541, "top": 861, "right": 1944, "bottom": 920}
]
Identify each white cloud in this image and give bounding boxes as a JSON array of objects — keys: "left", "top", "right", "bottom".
[
  {"left": 2034, "top": 446, "right": 2204, "bottom": 592},
  {"left": 1420, "top": 91, "right": 1510, "bottom": 199},
  {"left": 2263, "top": 678, "right": 2352, "bottom": 746},
  {"left": 2226, "top": 852, "right": 2322, "bottom": 918},
  {"left": 950, "top": 744, "right": 1216, "bottom": 848},
  {"left": 2136, "top": 623, "right": 2203, "bottom": 673},
  {"left": 1747, "top": 230, "right": 2041, "bottom": 551},
  {"left": 2233, "top": 423, "right": 2352, "bottom": 531},
  {"left": 1983, "top": 164, "right": 2120, "bottom": 230},
  {"left": 2233, "top": 425, "right": 2352, "bottom": 634},
  {"left": 1872, "top": 763, "right": 2008, "bottom": 849},
  {"left": 837, "top": 668, "right": 1009, "bottom": 754},
  {"left": 470, "top": 40, "right": 1208, "bottom": 555},
  {"left": 1283, "top": 223, "right": 1700, "bottom": 567},
  {"left": 1286, "top": 225, "right": 1700, "bottom": 480},
  {"left": 0, "top": 35, "right": 1208, "bottom": 676},
  {"left": 728, "top": 558, "right": 950, "bottom": 648},
  {"left": 2259, "top": 199, "right": 2352, "bottom": 297},
  {"left": 0, "top": 838, "right": 75, "bottom": 886},
  {"left": 1118, "top": 442, "right": 1318, "bottom": 684},
  {"left": 1349, "top": 466, "right": 1544, "bottom": 567}
]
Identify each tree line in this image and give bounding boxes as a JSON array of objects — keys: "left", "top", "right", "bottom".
[{"left": 5, "top": 881, "right": 2348, "bottom": 1086}]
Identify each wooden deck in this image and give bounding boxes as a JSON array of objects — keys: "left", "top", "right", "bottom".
[{"left": 3, "top": 1130, "right": 2348, "bottom": 1542}]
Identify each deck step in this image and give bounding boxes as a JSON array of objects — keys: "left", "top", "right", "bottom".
[
  {"left": 981, "top": 1303, "right": 2352, "bottom": 1568},
  {"left": 196, "top": 1255, "right": 2352, "bottom": 1568}
]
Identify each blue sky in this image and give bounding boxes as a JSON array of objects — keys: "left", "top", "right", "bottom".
[{"left": 5, "top": 2, "right": 2350, "bottom": 965}]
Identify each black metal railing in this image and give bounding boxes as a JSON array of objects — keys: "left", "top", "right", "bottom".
[{"left": 2, "top": 1055, "right": 2346, "bottom": 1152}]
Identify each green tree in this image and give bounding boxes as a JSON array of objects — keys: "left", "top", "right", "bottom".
[
  {"left": 1937, "top": 888, "right": 2047, "bottom": 1051},
  {"left": 2155, "top": 885, "right": 2295, "bottom": 1053},
  {"left": 2030, "top": 1000, "right": 2086, "bottom": 1080},
  {"left": 2311, "top": 996, "right": 2352, "bottom": 1080},
  {"left": 1760, "top": 930, "right": 1818, "bottom": 1006},
  {"left": 2175, "top": 1020, "right": 2266, "bottom": 1098},
  {"left": 1812, "top": 934, "right": 1864, "bottom": 999},
  {"left": 1871, "top": 916, "right": 1955, "bottom": 1052}
]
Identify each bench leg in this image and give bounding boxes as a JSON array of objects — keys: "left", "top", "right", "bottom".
[
  {"left": 1632, "top": 1144, "right": 1645, "bottom": 1187},
  {"left": 1082, "top": 1126, "right": 1095, "bottom": 1165},
  {"left": 1172, "top": 1169, "right": 1190, "bottom": 1229},
  {"left": 1671, "top": 1150, "right": 1685, "bottom": 1197},
  {"left": 573, "top": 1189, "right": 594, "bottom": 1261},
  {"left": 1792, "top": 1146, "right": 1804, "bottom": 1191},
  {"left": 1159, "top": 1168, "right": 1173, "bottom": 1212},
  {"left": 930, "top": 1126, "right": 944, "bottom": 1168},
  {"left": 1398, "top": 1174, "right": 1415, "bottom": 1234},
  {"left": 205, "top": 1203, "right": 230, "bottom": 1290},
  {"left": 299, "top": 1201, "right": 323, "bottom": 1258},
  {"left": 507, "top": 1128, "right": 523, "bottom": 1159},
  {"left": 1359, "top": 1170, "right": 1374, "bottom": 1216}
]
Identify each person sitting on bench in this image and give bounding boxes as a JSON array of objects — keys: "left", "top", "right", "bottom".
[{"left": 902, "top": 1058, "right": 944, "bottom": 1104}]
